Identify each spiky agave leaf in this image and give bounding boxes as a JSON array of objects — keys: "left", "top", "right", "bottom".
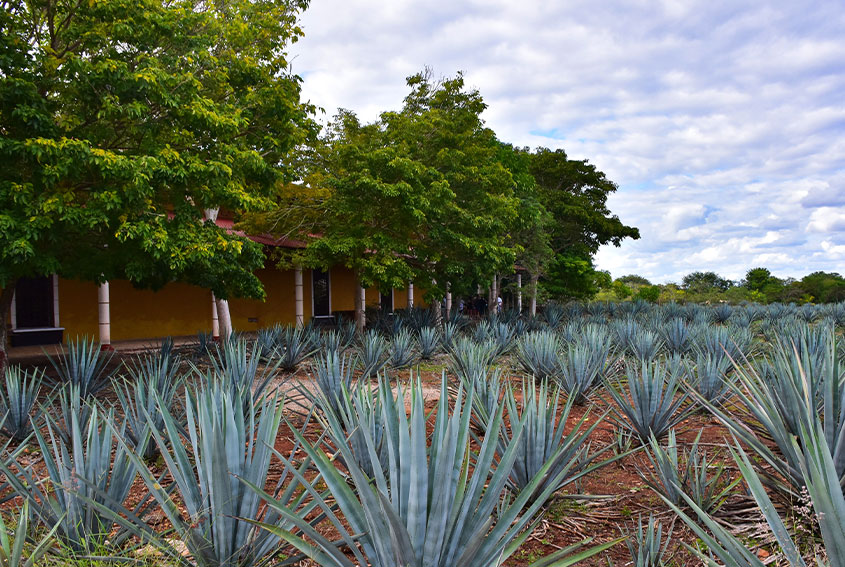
[
  {"left": 0, "top": 403, "right": 144, "bottom": 553},
  {"left": 417, "top": 326, "right": 441, "bottom": 360},
  {"left": 357, "top": 329, "right": 389, "bottom": 378},
  {"left": 497, "top": 379, "right": 617, "bottom": 501},
  {"left": 622, "top": 514, "right": 672, "bottom": 567},
  {"left": 607, "top": 359, "right": 690, "bottom": 444},
  {"left": 514, "top": 331, "right": 561, "bottom": 381},
  {"left": 286, "top": 372, "right": 613, "bottom": 567},
  {"left": 448, "top": 336, "right": 498, "bottom": 381},
  {"left": 46, "top": 336, "right": 114, "bottom": 398},
  {"left": 121, "top": 381, "right": 335, "bottom": 567},
  {"left": 0, "top": 500, "right": 63, "bottom": 567},
  {"left": 388, "top": 327, "right": 418, "bottom": 369},
  {"left": 308, "top": 350, "right": 358, "bottom": 417},
  {"left": 0, "top": 366, "right": 42, "bottom": 443}
]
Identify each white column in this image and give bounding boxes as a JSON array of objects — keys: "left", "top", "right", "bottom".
[
  {"left": 294, "top": 266, "right": 304, "bottom": 328},
  {"left": 517, "top": 274, "right": 523, "bottom": 313},
  {"left": 407, "top": 281, "right": 414, "bottom": 308},
  {"left": 445, "top": 283, "right": 452, "bottom": 317},
  {"left": 211, "top": 292, "right": 220, "bottom": 340},
  {"left": 98, "top": 281, "right": 111, "bottom": 349},
  {"left": 530, "top": 274, "right": 538, "bottom": 316}
]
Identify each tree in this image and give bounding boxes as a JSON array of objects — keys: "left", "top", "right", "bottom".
[
  {"left": 618, "top": 274, "right": 652, "bottom": 286},
  {"left": 681, "top": 271, "right": 733, "bottom": 294},
  {"left": 799, "top": 272, "right": 845, "bottom": 303},
  {"left": 0, "top": 0, "right": 314, "bottom": 368},
  {"left": 528, "top": 148, "right": 640, "bottom": 300},
  {"left": 262, "top": 71, "right": 522, "bottom": 314}
]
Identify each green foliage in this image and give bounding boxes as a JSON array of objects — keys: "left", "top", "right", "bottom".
[
  {"left": 0, "top": 501, "right": 61, "bottom": 567},
  {"left": 0, "top": 0, "right": 315, "bottom": 361}
]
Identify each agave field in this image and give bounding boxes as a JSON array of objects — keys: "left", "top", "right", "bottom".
[{"left": 2, "top": 300, "right": 845, "bottom": 566}]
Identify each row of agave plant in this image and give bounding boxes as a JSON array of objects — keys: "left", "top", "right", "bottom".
[{"left": 0, "top": 299, "right": 844, "bottom": 566}]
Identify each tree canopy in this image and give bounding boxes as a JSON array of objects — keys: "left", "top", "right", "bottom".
[{"left": 0, "top": 0, "right": 314, "bottom": 363}]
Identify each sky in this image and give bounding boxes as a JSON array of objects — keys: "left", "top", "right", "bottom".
[{"left": 288, "top": 0, "right": 845, "bottom": 284}]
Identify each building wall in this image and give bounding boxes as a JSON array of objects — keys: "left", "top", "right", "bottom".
[{"left": 9, "top": 265, "right": 429, "bottom": 345}]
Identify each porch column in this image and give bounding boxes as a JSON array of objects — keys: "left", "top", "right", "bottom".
[
  {"left": 294, "top": 266, "right": 304, "bottom": 328},
  {"left": 98, "top": 281, "right": 112, "bottom": 350},
  {"left": 517, "top": 274, "right": 523, "bottom": 313},
  {"left": 211, "top": 292, "right": 220, "bottom": 340},
  {"left": 530, "top": 273, "right": 538, "bottom": 316},
  {"left": 445, "top": 283, "right": 452, "bottom": 317},
  {"left": 407, "top": 281, "right": 414, "bottom": 309}
]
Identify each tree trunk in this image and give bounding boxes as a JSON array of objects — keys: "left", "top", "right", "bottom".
[
  {"left": 354, "top": 279, "right": 366, "bottom": 333},
  {"left": 530, "top": 273, "right": 538, "bottom": 316},
  {"left": 0, "top": 282, "right": 16, "bottom": 375},
  {"left": 215, "top": 297, "right": 232, "bottom": 341}
]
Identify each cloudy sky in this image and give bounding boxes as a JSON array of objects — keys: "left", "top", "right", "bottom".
[{"left": 289, "top": 0, "right": 845, "bottom": 284}]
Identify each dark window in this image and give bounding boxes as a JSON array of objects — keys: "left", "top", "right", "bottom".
[
  {"left": 380, "top": 290, "right": 393, "bottom": 313},
  {"left": 15, "top": 276, "right": 54, "bottom": 328},
  {"left": 312, "top": 269, "right": 330, "bottom": 317}
]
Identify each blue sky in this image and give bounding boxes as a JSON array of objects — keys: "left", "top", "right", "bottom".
[{"left": 289, "top": 0, "right": 845, "bottom": 284}]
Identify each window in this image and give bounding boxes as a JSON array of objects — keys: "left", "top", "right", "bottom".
[
  {"left": 14, "top": 276, "right": 55, "bottom": 328},
  {"left": 312, "top": 269, "right": 331, "bottom": 317},
  {"left": 380, "top": 289, "right": 393, "bottom": 313}
]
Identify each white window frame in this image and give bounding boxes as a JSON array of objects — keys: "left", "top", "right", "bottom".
[{"left": 10, "top": 274, "right": 61, "bottom": 330}]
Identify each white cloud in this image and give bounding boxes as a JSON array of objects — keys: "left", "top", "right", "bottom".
[{"left": 290, "top": 0, "right": 845, "bottom": 283}]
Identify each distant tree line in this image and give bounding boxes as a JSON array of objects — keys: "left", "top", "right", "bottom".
[{"left": 597, "top": 269, "right": 845, "bottom": 304}]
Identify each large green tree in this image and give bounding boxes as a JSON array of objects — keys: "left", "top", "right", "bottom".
[
  {"left": 260, "top": 71, "right": 521, "bottom": 307},
  {"left": 0, "top": 0, "right": 314, "bottom": 367},
  {"left": 528, "top": 147, "right": 640, "bottom": 299}
]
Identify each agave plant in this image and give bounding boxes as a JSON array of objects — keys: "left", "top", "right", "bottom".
[
  {"left": 308, "top": 350, "right": 357, "bottom": 417},
  {"left": 497, "top": 379, "right": 616, "bottom": 501},
  {"left": 704, "top": 329, "right": 845, "bottom": 496},
  {"left": 622, "top": 514, "right": 673, "bottom": 567},
  {"left": 489, "top": 321, "right": 517, "bottom": 356},
  {"left": 0, "top": 501, "right": 61, "bottom": 567},
  {"left": 276, "top": 374, "right": 616, "bottom": 567},
  {"left": 666, "top": 419, "right": 845, "bottom": 567},
  {"left": 417, "top": 326, "right": 441, "bottom": 359},
  {"left": 514, "top": 331, "right": 561, "bottom": 381},
  {"left": 0, "top": 403, "right": 146, "bottom": 553},
  {"left": 645, "top": 430, "right": 738, "bottom": 514},
  {"left": 661, "top": 318, "right": 692, "bottom": 355},
  {"left": 629, "top": 329, "right": 664, "bottom": 362},
  {"left": 452, "top": 365, "right": 506, "bottom": 433},
  {"left": 448, "top": 336, "right": 498, "bottom": 381},
  {"left": 205, "top": 337, "right": 280, "bottom": 404},
  {"left": 357, "top": 330, "right": 389, "bottom": 377},
  {"left": 557, "top": 340, "right": 608, "bottom": 404},
  {"left": 440, "top": 321, "right": 460, "bottom": 351},
  {"left": 689, "top": 351, "right": 733, "bottom": 405},
  {"left": 277, "top": 325, "right": 318, "bottom": 371},
  {"left": 612, "top": 317, "right": 641, "bottom": 354},
  {"left": 608, "top": 360, "right": 690, "bottom": 444},
  {"left": 0, "top": 366, "right": 42, "bottom": 443},
  {"left": 114, "top": 348, "right": 184, "bottom": 460},
  {"left": 542, "top": 302, "right": 566, "bottom": 329},
  {"left": 47, "top": 336, "right": 114, "bottom": 398},
  {"left": 123, "top": 382, "right": 337, "bottom": 567},
  {"left": 388, "top": 327, "right": 418, "bottom": 368}
]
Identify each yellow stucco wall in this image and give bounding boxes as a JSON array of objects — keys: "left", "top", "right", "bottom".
[{"left": 19, "top": 265, "right": 428, "bottom": 345}]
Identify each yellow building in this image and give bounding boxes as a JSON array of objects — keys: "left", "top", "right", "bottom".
[{"left": 6, "top": 230, "right": 425, "bottom": 347}]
